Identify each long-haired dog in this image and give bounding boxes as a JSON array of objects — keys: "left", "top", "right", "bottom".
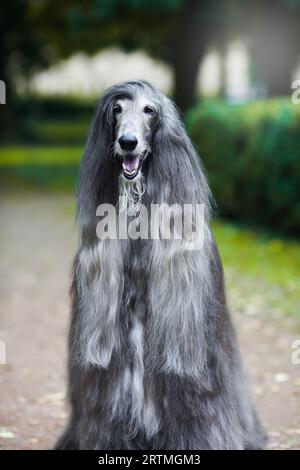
[{"left": 55, "top": 80, "right": 266, "bottom": 450}]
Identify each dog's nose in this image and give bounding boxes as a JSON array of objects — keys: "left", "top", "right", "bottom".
[{"left": 118, "top": 134, "right": 138, "bottom": 151}]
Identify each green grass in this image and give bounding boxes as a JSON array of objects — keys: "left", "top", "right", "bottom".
[
  {"left": 0, "top": 146, "right": 83, "bottom": 190},
  {"left": 213, "top": 221, "right": 300, "bottom": 320}
]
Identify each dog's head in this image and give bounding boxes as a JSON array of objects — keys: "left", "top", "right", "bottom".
[
  {"left": 79, "top": 80, "right": 211, "bottom": 224},
  {"left": 95, "top": 80, "right": 165, "bottom": 181},
  {"left": 89, "top": 80, "right": 192, "bottom": 184}
]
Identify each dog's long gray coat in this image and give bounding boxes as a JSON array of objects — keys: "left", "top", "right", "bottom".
[{"left": 55, "top": 80, "right": 267, "bottom": 450}]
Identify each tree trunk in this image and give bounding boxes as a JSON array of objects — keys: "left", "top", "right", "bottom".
[
  {"left": 173, "top": 46, "right": 204, "bottom": 113},
  {"left": 243, "top": 0, "right": 300, "bottom": 97},
  {"left": 170, "top": 0, "right": 210, "bottom": 113}
]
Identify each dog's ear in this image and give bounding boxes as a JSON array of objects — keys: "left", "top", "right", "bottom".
[
  {"left": 146, "top": 98, "right": 215, "bottom": 379},
  {"left": 77, "top": 98, "right": 119, "bottom": 240},
  {"left": 149, "top": 97, "right": 211, "bottom": 207}
]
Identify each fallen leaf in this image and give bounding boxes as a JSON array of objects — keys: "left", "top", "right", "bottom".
[
  {"left": 287, "top": 429, "right": 300, "bottom": 436},
  {"left": 29, "top": 437, "right": 40, "bottom": 444},
  {"left": 279, "top": 444, "right": 290, "bottom": 449},
  {"left": 253, "top": 385, "right": 264, "bottom": 395},
  {"left": 17, "top": 396, "right": 27, "bottom": 404},
  {"left": 38, "top": 392, "right": 65, "bottom": 405},
  {"left": 0, "top": 428, "right": 15, "bottom": 439},
  {"left": 269, "top": 431, "right": 280, "bottom": 437},
  {"left": 274, "top": 373, "right": 289, "bottom": 383}
]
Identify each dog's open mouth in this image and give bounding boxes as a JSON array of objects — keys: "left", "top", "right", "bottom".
[{"left": 121, "top": 153, "right": 146, "bottom": 180}]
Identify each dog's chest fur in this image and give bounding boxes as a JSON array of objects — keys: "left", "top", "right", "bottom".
[
  {"left": 111, "top": 315, "right": 160, "bottom": 439},
  {"left": 110, "top": 180, "right": 153, "bottom": 436},
  {"left": 115, "top": 239, "right": 160, "bottom": 438}
]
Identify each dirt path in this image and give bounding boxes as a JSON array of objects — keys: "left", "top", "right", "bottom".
[{"left": 0, "top": 193, "right": 299, "bottom": 450}]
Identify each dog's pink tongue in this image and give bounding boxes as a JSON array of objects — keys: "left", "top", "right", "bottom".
[{"left": 122, "top": 156, "right": 139, "bottom": 172}]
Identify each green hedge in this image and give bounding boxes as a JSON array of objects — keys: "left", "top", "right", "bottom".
[{"left": 186, "top": 99, "right": 300, "bottom": 235}]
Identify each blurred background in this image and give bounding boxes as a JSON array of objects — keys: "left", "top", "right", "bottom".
[{"left": 0, "top": 0, "right": 300, "bottom": 450}]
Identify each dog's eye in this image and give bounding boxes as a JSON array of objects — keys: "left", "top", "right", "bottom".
[
  {"left": 143, "top": 105, "right": 155, "bottom": 115},
  {"left": 113, "top": 104, "right": 122, "bottom": 114}
]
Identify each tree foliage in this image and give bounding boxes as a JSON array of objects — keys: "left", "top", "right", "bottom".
[{"left": 1, "top": 0, "right": 300, "bottom": 119}]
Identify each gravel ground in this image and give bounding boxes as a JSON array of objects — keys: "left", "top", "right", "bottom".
[{"left": 0, "top": 193, "right": 299, "bottom": 450}]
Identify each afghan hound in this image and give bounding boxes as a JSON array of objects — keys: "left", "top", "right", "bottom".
[{"left": 55, "top": 80, "right": 266, "bottom": 450}]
